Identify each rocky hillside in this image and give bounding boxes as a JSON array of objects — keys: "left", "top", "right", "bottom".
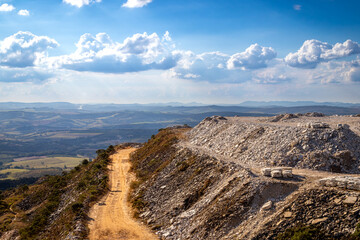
[
  {"left": 0, "top": 145, "right": 117, "bottom": 240},
  {"left": 129, "top": 114, "right": 360, "bottom": 239}
]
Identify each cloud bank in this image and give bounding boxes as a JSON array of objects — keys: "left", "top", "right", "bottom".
[{"left": 0, "top": 30, "right": 359, "bottom": 86}]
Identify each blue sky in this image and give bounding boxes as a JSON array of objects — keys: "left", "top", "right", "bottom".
[{"left": 0, "top": 0, "right": 360, "bottom": 103}]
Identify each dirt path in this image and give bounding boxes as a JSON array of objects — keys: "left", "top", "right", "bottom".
[{"left": 88, "top": 148, "right": 158, "bottom": 240}]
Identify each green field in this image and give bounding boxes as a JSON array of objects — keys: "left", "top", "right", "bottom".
[{"left": 6, "top": 157, "right": 84, "bottom": 169}]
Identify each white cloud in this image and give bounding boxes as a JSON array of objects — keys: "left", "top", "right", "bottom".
[
  {"left": 171, "top": 51, "right": 241, "bottom": 82},
  {"left": 285, "top": 39, "right": 360, "bottom": 68},
  {"left": 0, "top": 31, "right": 59, "bottom": 68},
  {"left": 122, "top": 0, "right": 152, "bottom": 8},
  {"left": 227, "top": 44, "right": 277, "bottom": 70},
  {"left": 18, "top": 9, "right": 30, "bottom": 16},
  {"left": 0, "top": 3, "right": 15, "bottom": 12},
  {"left": 63, "top": 0, "right": 101, "bottom": 8},
  {"left": 171, "top": 44, "right": 277, "bottom": 82},
  {"left": 51, "top": 31, "right": 178, "bottom": 73}
]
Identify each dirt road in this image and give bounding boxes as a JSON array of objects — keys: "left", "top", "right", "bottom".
[{"left": 88, "top": 148, "right": 158, "bottom": 240}]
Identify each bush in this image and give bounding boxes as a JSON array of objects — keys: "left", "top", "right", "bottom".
[
  {"left": 82, "top": 159, "right": 89, "bottom": 165},
  {"left": 71, "top": 202, "right": 84, "bottom": 213},
  {"left": 77, "top": 181, "right": 86, "bottom": 190}
]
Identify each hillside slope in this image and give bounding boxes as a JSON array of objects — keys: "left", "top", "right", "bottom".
[
  {"left": 0, "top": 145, "right": 116, "bottom": 240},
  {"left": 129, "top": 115, "right": 360, "bottom": 239}
]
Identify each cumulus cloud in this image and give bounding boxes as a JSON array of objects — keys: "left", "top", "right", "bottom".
[
  {"left": 0, "top": 31, "right": 59, "bottom": 68},
  {"left": 0, "top": 3, "right": 15, "bottom": 12},
  {"left": 285, "top": 39, "right": 360, "bottom": 68},
  {"left": 63, "top": 0, "right": 101, "bottom": 8},
  {"left": 51, "top": 31, "right": 178, "bottom": 73},
  {"left": 122, "top": 0, "right": 152, "bottom": 8},
  {"left": 227, "top": 44, "right": 277, "bottom": 70},
  {"left": 18, "top": 9, "right": 30, "bottom": 16},
  {"left": 171, "top": 51, "right": 237, "bottom": 82},
  {"left": 170, "top": 44, "right": 276, "bottom": 82}
]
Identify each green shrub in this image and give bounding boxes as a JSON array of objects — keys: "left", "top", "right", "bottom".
[
  {"left": 77, "top": 181, "right": 86, "bottom": 190},
  {"left": 71, "top": 202, "right": 84, "bottom": 213},
  {"left": 277, "top": 225, "right": 325, "bottom": 240}
]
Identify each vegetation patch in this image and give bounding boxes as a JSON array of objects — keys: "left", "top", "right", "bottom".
[{"left": 276, "top": 225, "right": 326, "bottom": 240}]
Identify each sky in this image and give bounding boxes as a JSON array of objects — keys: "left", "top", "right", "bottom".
[{"left": 0, "top": 0, "right": 360, "bottom": 104}]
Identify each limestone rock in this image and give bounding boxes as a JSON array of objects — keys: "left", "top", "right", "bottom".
[
  {"left": 271, "top": 170, "right": 282, "bottom": 178},
  {"left": 344, "top": 196, "right": 357, "bottom": 205},
  {"left": 284, "top": 212, "right": 292, "bottom": 218},
  {"left": 261, "top": 201, "right": 273, "bottom": 211}
]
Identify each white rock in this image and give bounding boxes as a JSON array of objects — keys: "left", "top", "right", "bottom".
[
  {"left": 271, "top": 170, "right": 282, "bottom": 178},
  {"left": 261, "top": 201, "right": 273, "bottom": 211},
  {"left": 261, "top": 168, "right": 272, "bottom": 177},
  {"left": 282, "top": 170, "right": 293, "bottom": 178}
]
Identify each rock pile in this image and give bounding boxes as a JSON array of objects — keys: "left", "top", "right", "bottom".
[
  {"left": 319, "top": 176, "right": 360, "bottom": 190},
  {"left": 187, "top": 115, "right": 360, "bottom": 173}
]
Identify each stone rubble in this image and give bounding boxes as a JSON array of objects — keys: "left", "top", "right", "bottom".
[
  {"left": 319, "top": 176, "right": 360, "bottom": 191},
  {"left": 187, "top": 115, "right": 360, "bottom": 173}
]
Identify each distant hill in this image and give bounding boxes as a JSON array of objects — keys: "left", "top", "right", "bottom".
[{"left": 1, "top": 101, "right": 360, "bottom": 111}]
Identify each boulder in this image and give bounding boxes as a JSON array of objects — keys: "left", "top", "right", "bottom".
[
  {"left": 311, "top": 217, "right": 328, "bottom": 225},
  {"left": 261, "top": 168, "right": 272, "bottom": 177},
  {"left": 282, "top": 170, "right": 293, "bottom": 178},
  {"left": 343, "top": 196, "right": 357, "bottom": 205},
  {"left": 284, "top": 211, "right": 292, "bottom": 218},
  {"left": 271, "top": 169, "right": 282, "bottom": 178},
  {"left": 261, "top": 201, "right": 273, "bottom": 211}
]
